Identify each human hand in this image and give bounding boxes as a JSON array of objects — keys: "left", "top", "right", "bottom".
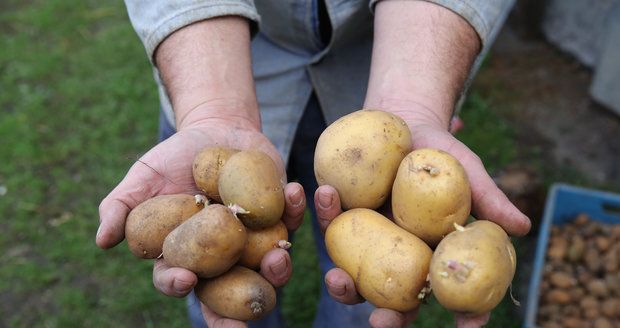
[
  {"left": 314, "top": 116, "right": 531, "bottom": 328},
  {"left": 96, "top": 118, "right": 305, "bottom": 326}
]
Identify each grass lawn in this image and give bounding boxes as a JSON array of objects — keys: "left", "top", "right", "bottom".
[{"left": 0, "top": 1, "right": 543, "bottom": 327}]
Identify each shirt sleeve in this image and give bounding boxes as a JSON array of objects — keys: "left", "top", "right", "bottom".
[
  {"left": 369, "top": 0, "right": 515, "bottom": 48},
  {"left": 124, "top": 0, "right": 260, "bottom": 63}
]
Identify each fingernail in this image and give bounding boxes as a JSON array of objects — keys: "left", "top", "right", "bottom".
[
  {"left": 270, "top": 257, "right": 288, "bottom": 277},
  {"left": 289, "top": 188, "right": 304, "bottom": 207},
  {"left": 318, "top": 191, "right": 332, "bottom": 208},
  {"left": 326, "top": 277, "right": 346, "bottom": 296},
  {"left": 173, "top": 279, "right": 193, "bottom": 294},
  {"left": 96, "top": 224, "right": 102, "bottom": 239}
]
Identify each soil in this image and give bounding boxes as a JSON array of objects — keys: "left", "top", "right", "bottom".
[{"left": 473, "top": 25, "right": 620, "bottom": 187}]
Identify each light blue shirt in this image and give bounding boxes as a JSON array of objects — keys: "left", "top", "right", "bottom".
[{"left": 124, "top": 0, "right": 514, "bottom": 162}]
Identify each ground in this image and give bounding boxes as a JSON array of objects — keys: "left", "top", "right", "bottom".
[
  {"left": 1, "top": 1, "right": 618, "bottom": 327},
  {"left": 474, "top": 25, "right": 620, "bottom": 187}
]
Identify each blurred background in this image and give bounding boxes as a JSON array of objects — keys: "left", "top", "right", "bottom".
[{"left": 0, "top": 0, "right": 618, "bottom": 327}]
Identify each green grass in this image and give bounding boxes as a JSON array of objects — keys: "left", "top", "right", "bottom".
[
  {"left": 0, "top": 0, "right": 538, "bottom": 327},
  {"left": 0, "top": 0, "right": 183, "bottom": 326}
]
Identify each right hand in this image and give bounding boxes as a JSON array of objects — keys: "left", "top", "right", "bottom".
[{"left": 96, "top": 117, "right": 306, "bottom": 326}]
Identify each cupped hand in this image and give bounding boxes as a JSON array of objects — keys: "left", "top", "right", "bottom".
[
  {"left": 314, "top": 121, "right": 531, "bottom": 328},
  {"left": 96, "top": 119, "right": 306, "bottom": 327}
]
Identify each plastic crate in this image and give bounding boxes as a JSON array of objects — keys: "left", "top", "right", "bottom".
[{"left": 524, "top": 183, "right": 620, "bottom": 328}]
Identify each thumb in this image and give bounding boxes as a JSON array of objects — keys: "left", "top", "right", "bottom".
[
  {"left": 446, "top": 141, "right": 531, "bottom": 236},
  {"left": 96, "top": 159, "right": 166, "bottom": 249},
  {"left": 461, "top": 150, "right": 531, "bottom": 236}
]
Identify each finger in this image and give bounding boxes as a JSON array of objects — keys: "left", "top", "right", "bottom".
[
  {"left": 455, "top": 312, "right": 490, "bottom": 328},
  {"left": 281, "top": 182, "right": 305, "bottom": 231},
  {"left": 324, "top": 268, "right": 364, "bottom": 305},
  {"left": 314, "top": 185, "right": 343, "bottom": 234},
  {"left": 96, "top": 160, "right": 166, "bottom": 249},
  {"left": 449, "top": 116, "right": 464, "bottom": 134},
  {"left": 153, "top": 258, "right": 198, "bottom": 297},
  {"left": 201, "top": 303, "right": 248, "bottom": 328},
  {"left": 369, "top": 307, "right": 418, "bottom": 328},
  {"left": 259, "top": 248, "right": 292, "bottom": 288},
  {"left": 456, "top": 148, "right": 531, "bottom": 236}
]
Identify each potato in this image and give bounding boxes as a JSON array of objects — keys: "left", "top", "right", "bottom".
[
  {"left": 429, "top": 220, "right": 516, "bottom": 315},
  {"left": 600, "top": 298, "right": 620, "bottom": 317},
  {"left": 562, "top": 317, "right": 585, "bottom": 328},
  {"left": 580, "top": 296, "right": 598, "bottom": 310},
  {"left": 593, "top": 318, "right": 613, "bottom": 328},
  {"left": 567, "top": 235, "right": 585, "bottom": 262},
  {"left": 546, "top": 237, "right": 568, "bottom": 262},
  {"left": 125, "top": 194, "right": 206, "bottom": 258},
  {"left": 192, "top": 146, "right": 238, "bottom": 203},
  {"left": 219, "top": 150, "right": 284, "bottom": 229},
  {"left": 541, "top": 322, "right": 563, "bottom": 328},
  {"left": 392, "top": 148, "right": 471, "bottom": 246},
  {"left": 545, "top": 290, "right": 571, "bottom": 304},
  {"left": 162, "top": 204, "right": 247, "bottom": 278},
  {"left": 238, "top": 220, "right": 289, "bottom": 269},
  {"left": 569, "top": 286, "right": 585, "bottom": 300},
  {"left": 583, "top": 307, "right": 600, "bottom": 320},
  {"left": 325, "top": 208, "right": 432, "bottom": 311},
  {"left": 587, "top": 279, "right": 609, "bottom": 297},
  {"left": 595, "top": 236, "right": 611, "bottom": 252},
  {"left": 195, "top": 266, "right": 276, "bottom": 321},
  {"left": 549, "top": 272, "right": 576, "bottom": 288},
  {"left": 314, "top": 110, "right": 412, "bottom": 210}
]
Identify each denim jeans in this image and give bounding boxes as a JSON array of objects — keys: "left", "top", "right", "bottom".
[{"left": 157, "top": 94, "right": 374, "bottom": 328}]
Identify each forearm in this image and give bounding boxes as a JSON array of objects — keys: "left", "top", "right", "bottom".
[
  {"left": 155, "top": 16, "right": 260, "bottom": 131},
  {"left": 365, "top": 1, "right": 481, "bottom": 129}
]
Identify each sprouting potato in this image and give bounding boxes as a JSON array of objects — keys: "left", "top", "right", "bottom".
[
  {"left": 192, "top": 146, "right": 238, "bottom": 203},
  {"left": 162, "top": 204, "right": 247, "bottom": 278},
  {"left": 195, "top": 266, "right": 276, "bottom": 321},
  {"left": 238, "top": 220, "right": 289, "bottom": 269},
  {"left": 218, "top": 150, "right": 284, "bottom": 229},
  {"left": 429, "top": 220, "right": 516, "bottom": 315},
  {"left": 391, "top": 148, "right": 471, "bottom": 246},
  {"left": 125, "top": 194, "right": 206, "bottom": 259},
  {"left": 325, "top": 208, "right": 432, "bottom": 311}
]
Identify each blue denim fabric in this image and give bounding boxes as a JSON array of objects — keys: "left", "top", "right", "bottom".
[{"left": 157, "top": 94, "right": 374, "bottom": 328}]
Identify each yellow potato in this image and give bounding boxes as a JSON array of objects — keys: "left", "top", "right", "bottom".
[
  {"left": 218, "top": 150, "right": 284, "bottom": 229},
  {"left": 192, "top": 146, "right": 238, "bottom": 203},
  {"left": 429, "top": 220, "right": 516, "bottom": 315},
  {"left": 238, "top": 220, "right": 289, "bottom": 269},
  {"left": 325, "top": 208, "right": 432, "bottom": 311},
  {"left": 195, "top": 266, "right": 276, "bottom": 321},
  {"left": 162, "top": 204, "right": 247, "bottom": 278},
  {"left": 314, "top": 110, "right": 412, "bottom": 210},
  {"left": 125, "top": 194, "right": 206, "bottom": 259},
  {"left": 392, "top": 148, "right": 471, "bottom": 246}
]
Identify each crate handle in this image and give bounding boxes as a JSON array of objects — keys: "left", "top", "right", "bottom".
[{"left": 603, "top": 202, "right": 620, "bottom": 217}]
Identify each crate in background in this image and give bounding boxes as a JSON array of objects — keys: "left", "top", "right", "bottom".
[{"left": 524, "top": 183, "right": 620, "bottom": 328}]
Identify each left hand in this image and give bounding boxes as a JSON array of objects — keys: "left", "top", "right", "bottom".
[{"left": 314, "top": 120, "right": 531, "bottom": 328}]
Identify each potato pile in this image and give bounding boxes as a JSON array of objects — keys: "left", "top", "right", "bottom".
[
  {"left": 125, "top": 147, "right": 289, "bottom": 321},
  {"left": 316, "top": 109, "right": 518, "bottom": 315},
  {"left": 537, "top": 213, "right": 620, "bottom": 328}
]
